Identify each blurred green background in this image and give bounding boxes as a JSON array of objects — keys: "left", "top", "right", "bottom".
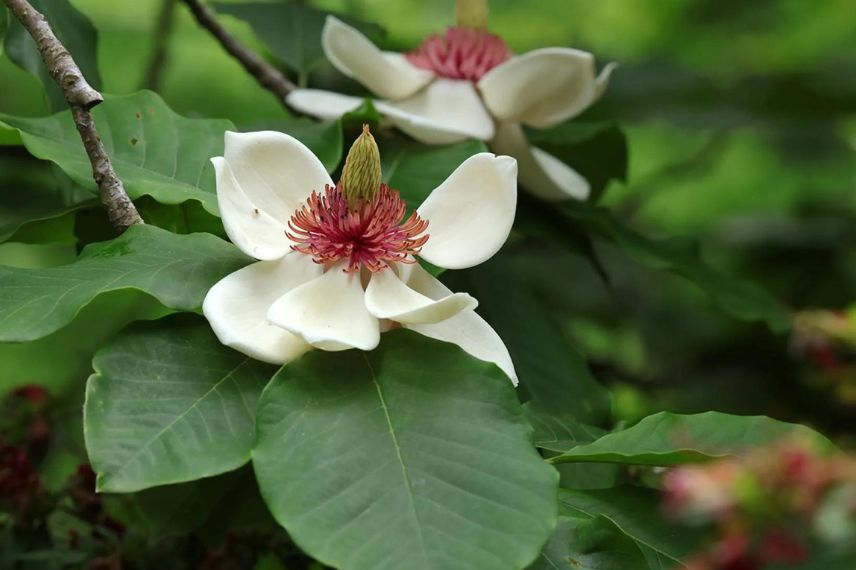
[{"left": 1, "top": 0, "right": 855, "bottom": 433}]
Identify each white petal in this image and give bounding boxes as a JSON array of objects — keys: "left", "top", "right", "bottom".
[
  {"left": 490, "top": 121, "right": 590, "bottom": 201},
  {"left": 531, "top": 147, "right": 590, "bottom": 200},
  {"left": 267, "top": 264, "right": 380, "bottom": 351},
  {"left": 223, "top": 131, "right": 333, "bottom": 225},
  {"left": 202, "top": 253, "right": 320, "bottom": 364},
  {"left": 478, "top": 47, "right": 611, "bottom": 129},
  {"left": 416, "top": 153, "right": 517, "bottom": 269},
  {"left": 322, "top": 16, "right": 433, "bottom": 100},
  {"left": 408, "top": 312, "right": 517, "bottom": 385},
  {"left": 400, "top": 269, "right": 517, "bottom": 384},
  {"left": 595, "top": 62, "right": 618, "bottom": 101},
  {"left": 286, "top": 89, "right": 365, "bottom": 120},
  {"left": 376, "top": 79, "right": 495, "bottom": 144},
  {"left": 211, "top": 157, "right": 292, "bottom": 260},
  {"left": 364, "top": 265, "right": 476, "bottom": 324}
]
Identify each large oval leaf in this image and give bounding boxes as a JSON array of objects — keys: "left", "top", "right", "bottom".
[
  {"left": 558, "top": 486, "right": 704, "bottom": 567},
  {"left": 0, "top": 224, "right": 249, "bottom": 342},
  {"left": 550, "top": 411, "right": 833, "bottom": 466},
  {"left": 0, "top": 155, "right": 95, "bottom": 242},
  {"left": 528, "top": 515, "right": 651, "bottom": 570},
  {"left": 253, "top": 330, "right": 558, "bottom": 570},
  {"left": 85, "top": 315, "right": 276, "bottom": 492},
  {"left": 0, "top": 289, "right": 169, "bottom": 396},
  {"left": 524, "top": 403, "right": 606, "bottom": 454},
  {"left": 0, "top": 91, "right": 233, "bottom": 214}
]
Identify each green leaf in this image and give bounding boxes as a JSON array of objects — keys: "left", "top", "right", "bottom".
[
  {"left": 0, "top": 91, "right": 234, "bottom": 214},
  {"left": 134, "top": 197, "right": 227, "bottom": 238},
  {"left": 130, "top": 466, "right": 276, "bottom": 540},
  {"left": 559, "top": 486, "right": 704, "bottom": 567},
  {"left": 0, "top": 224, "right": 249, "bottom": 342},
  {"left": 527, "top": 121, "right": 629, "bottom": 202},
  {"left": 0, "top": 8, "right": 8, "bottom": 57},
  {"left": 212, "top": 2, "right": 382, "bottom": 75},
  {"left": 0, "top": 289, "right": 169, "bottom": 396},
  {"left": 464, "top": 255, "right": 612, "bottom": 425},
  {"left": 253, "top": 330, "right": 559, "bottom": 570},
  {"left": 522, "top": 406, "right": 618, "bottom": 492},
  {"left": 270, "top": 117, "right": 343, "bottom": 173},
  {"left": 524, "top": 403, "right": 607, "bottom": 454},
  {"left": 85, "top": 315, "right": 276, "bottom": 492},
  {"left": 562, "top": 204, "right": 790, "bottom": 331},
  {"left": 383, "top": 139, "right": 490, "bottom": 210},
  {"left": 4, "top": 0, "right": 101, "bottom": 111},
  {"left": 550, "top": 411, "right": 834, "bottom": 466},
  {"left": 342, "top": 98, "right": 382, "bottom": 127},
  {"left": 528, "top": 515, "right": 652, "bottom": 570},
  {"left": 0, "top": 155, "right": 95, "bottom": 242},
  {"left": 0, "top": 122, "right": 22, "bottom": 145}
]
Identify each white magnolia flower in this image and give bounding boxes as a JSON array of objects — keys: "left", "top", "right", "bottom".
[
  {"left": 202, "top": 126, "right": 519, "bottom": 383},
  {"left": 287, "top": 16, "right": 616, "bottom": 201}
]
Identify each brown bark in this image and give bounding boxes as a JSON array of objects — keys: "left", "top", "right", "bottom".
[
  {"left": 181, "top": 0, "right": 296, "bottom": 105},
  {"left": 3, "top": 0, "right": 143, "bottom": 233}
]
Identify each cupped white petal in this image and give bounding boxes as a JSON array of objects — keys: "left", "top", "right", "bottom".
[
  {"left": 376, "top": 79, "right": 495, "bottom": 144},
  {"left": 286, "top": 89, "right": 365, "bottom": 120},
  {"left": 478, "top": 47, "right": 611, "bottom": 129},
  {"left": 322, "top": 16, "right": 433, "bottom": 99},
  {"left": 211, "top": 157, "right": 292, "bottom": 260},
  {"left": 399, "top": 268, "right": 517, "bottom": 384},
  {"left": 267, "top": 264, "right": 380, "bottom": 351},
  {"left": 364, "top": 264, "right": 476, "bottom": 324},
  {"left": 490, "top": 121, "right": 590, "bottom": 201},
  {"left": 416, "top": 153, "right": 517, "bottom": 269},
  {"left": 202, "top": 253, "right": 321, "bottom": 364},
  {"left": 222, "top": 131, "right": 333, "bottom": 225}
]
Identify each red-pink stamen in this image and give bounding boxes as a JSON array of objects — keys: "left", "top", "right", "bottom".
[
  {"left": 406, "top": 27, "right": 511, "bottom": 82},
  {"left": 287, "top": 182, "right": 429, "bottom": 273}
]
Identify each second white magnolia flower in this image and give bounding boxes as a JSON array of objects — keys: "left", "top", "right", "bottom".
[{"left": 288, "top": 16, "right": 615, "bottom": 201}]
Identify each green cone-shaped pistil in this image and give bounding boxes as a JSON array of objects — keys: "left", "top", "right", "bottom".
[
  {"left": 456, "top": 0, "right": 489, "bottom": 29},
  {"left": 341, "top": 124, "right": 382, "bottom": 210}
]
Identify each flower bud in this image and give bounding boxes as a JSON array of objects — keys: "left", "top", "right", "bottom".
[
  {"left": 456, "top": 0, "right": 489, "bottom": 29},
  {"left": 341, "top": 124, "right": 382, "bottom": 210}
]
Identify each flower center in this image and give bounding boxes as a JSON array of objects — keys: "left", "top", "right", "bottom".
[
  {"left": 406, "top": 27, "right": 511, "bottom": 82},
  {"left": 287, "top": 182, "right": 429, "bottom": 273}
]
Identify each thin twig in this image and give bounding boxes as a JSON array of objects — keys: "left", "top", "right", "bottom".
[
  {"left": 3, "top": 0, "right": 143, "bottom": 233},
  {"left": 181, "top": 0, "right": 296, "bottom": 105},
  {"left": 141, "top": 0, "right": 177, "bottom": 91}
]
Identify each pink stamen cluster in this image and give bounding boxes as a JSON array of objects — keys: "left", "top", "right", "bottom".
[
  {"left": 288, "top": 183, "right": 429, "bottom": 273},
  {"left": 406, "top": 27, "right": 511, "bottom": 82}
]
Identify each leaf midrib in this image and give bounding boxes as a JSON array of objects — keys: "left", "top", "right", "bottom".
[
  {"left": 560, "top": 504, "right": 684, "bottom": 568},
  {"left": 364, "top": 353, "right": 430, "bottom": 568}
]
